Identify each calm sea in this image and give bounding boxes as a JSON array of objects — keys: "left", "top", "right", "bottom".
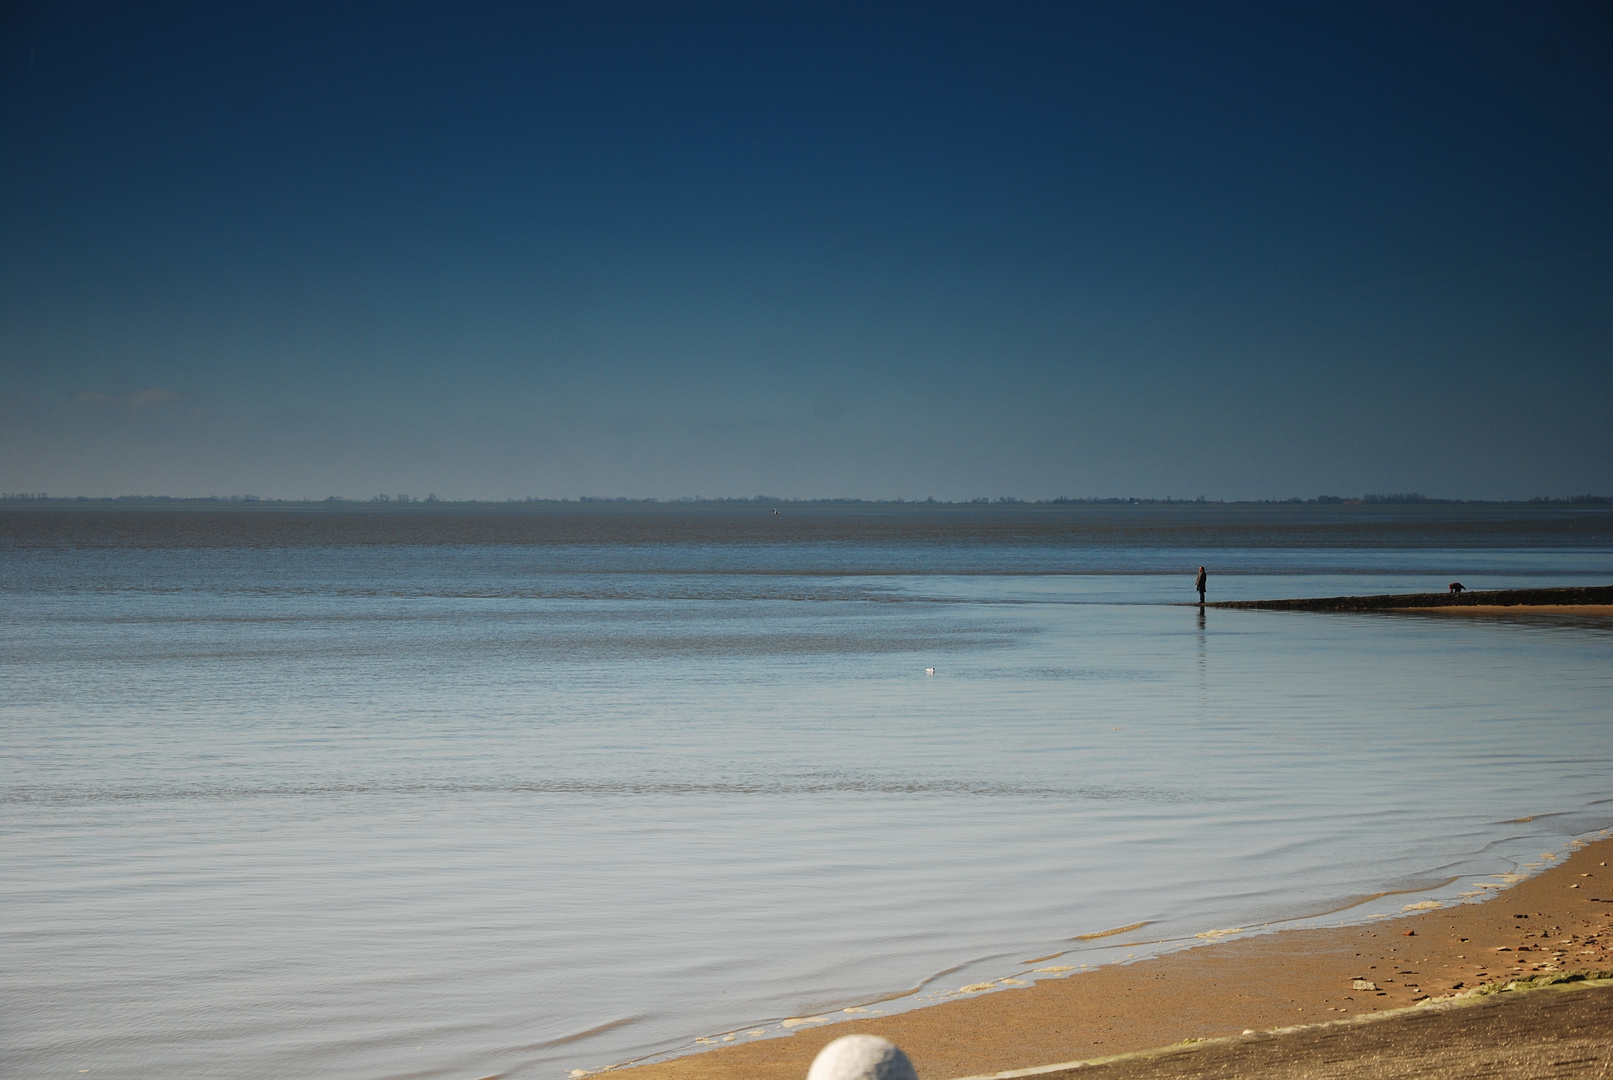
[{"left": 4, "top": 503, "right": 1612, "bottom": 1080}]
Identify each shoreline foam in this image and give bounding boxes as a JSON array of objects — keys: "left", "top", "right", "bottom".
[{"left": 609, "top": 832, "right": 1613, "bottom": 1080}]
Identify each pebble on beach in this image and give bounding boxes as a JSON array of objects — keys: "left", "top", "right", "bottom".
[{"left": 806, "top": 1035, "right": 919, "bottom": 1080}]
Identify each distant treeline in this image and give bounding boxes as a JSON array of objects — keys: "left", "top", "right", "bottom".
[{"left": 4, "top": 493, "right": 1611, "bottom": 507}]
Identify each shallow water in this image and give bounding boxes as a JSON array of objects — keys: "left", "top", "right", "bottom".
[{"left": 3, "top": 504, "right": 1611, "bottom": 1079}]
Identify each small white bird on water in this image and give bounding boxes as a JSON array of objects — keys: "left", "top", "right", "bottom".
[
  {"left": 806, "top": 1035, "right": 918, "bottom": 1080},
  {"left": 925, "top": 667, "right": 935, "bottom": 675}
]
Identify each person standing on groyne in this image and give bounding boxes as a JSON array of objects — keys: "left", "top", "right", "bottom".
[{"left": 1196, "top": 565, "right": 1207, "bottom": 605}]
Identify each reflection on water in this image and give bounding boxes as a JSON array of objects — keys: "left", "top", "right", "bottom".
[
  {"left": 2, "top": 506, "right": 1611, "bottom": 1080},
  {"left": 1195, "top": 603, "right": 1207, "bottom": 670}
]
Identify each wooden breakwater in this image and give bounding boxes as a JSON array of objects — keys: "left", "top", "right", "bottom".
[{"left": 1205, "top": 584, "right": 1613, "bottom": 612}]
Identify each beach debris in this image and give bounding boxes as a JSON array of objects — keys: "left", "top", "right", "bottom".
[
  {"left": 1404, "top": 930, "right": 1416, "bottom": 936},
  {"left": 806, "top": 1035, "right": 918, "bottom": 1080},
  {"left": 1352, "top": 979, "right": 1378, "bottom": 990}
]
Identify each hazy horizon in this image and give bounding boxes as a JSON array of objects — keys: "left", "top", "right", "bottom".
[{"left": 6, "top": 491, "right": 1613, "bottom": 505}]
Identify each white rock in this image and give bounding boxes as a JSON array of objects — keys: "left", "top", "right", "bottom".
[{"left": 805, "top": 1035, "right": 918, "bottom": 1080}]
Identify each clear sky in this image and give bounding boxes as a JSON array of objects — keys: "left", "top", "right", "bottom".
[{"left": 3, "top": 2, "right": 1610, "bottom": 501}]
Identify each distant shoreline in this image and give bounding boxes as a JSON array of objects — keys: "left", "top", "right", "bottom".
[
  {"left": 1205, "top": 585, "right": 1613, "bottom": 612},
  {"left": 3, "top": 495, "right": 1612, "bottom": 510}
]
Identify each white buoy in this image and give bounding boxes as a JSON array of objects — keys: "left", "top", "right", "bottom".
[{"left": 805, "top": 1035, "right": 918, "bottom": 1080}]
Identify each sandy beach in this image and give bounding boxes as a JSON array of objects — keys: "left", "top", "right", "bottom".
[
  {"left": 1204, "top": 584, "right": 1613, "bottom": 615},
  {"left": 611, "top": 836, "right": 1613, "bottom": 1080}
]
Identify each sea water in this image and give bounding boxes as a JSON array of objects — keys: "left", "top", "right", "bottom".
[{"left": 3, "top": 503, "right": 1611, "bottom": 1080}]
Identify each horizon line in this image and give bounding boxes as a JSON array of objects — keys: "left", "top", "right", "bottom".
[{"left": 5, "top": 493, "right": 1612, "bottom": 508}]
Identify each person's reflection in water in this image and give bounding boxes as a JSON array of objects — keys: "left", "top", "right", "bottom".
[{"left": 1196, "top": 604, "right": 1207, "bottom": 689}]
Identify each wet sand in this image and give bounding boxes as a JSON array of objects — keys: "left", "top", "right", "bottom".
[
  {"left": 609, "top": 836, "right": 1613, "bottom": 1080},
  {"left": 1394, "top": 605, "right": 1613, "bottom": 618}
]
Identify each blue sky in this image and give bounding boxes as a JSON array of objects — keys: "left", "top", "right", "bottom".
[{"left": 3, "top": 2, "right": 1610, "bottom": 500}]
